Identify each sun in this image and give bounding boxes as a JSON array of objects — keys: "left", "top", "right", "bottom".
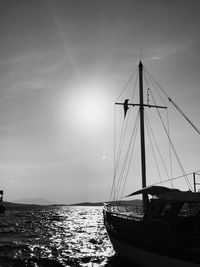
[
  {"left": 79, "top": 95, "right": 105, "bottom": 126},
  {"left": 63, "top": 79, "right": 112, "bottom": 133},
  {"left": 71, "top": 83, "right": 110, "bottom": 131}
]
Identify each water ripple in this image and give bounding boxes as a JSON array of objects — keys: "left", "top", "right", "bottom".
[{"left": 0, "top": 206, "right": 115, "bottom": 266}]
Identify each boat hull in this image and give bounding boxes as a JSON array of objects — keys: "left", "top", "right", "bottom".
[
  {"left": 0, "top": 205, "right": 5, "bottom": 213},
  {"left": 109, "top": 234, "right": 200, "bottom": 267}
]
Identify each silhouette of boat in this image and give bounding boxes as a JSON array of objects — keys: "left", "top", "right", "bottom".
[
  {"left": 103, "top": 61, "right": 200, "bottom": 266},
  {"left": 0, "top": 190, "right": 5, "bottom": 213}
]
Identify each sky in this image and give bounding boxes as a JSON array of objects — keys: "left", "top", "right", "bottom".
[{"left": 0, "top": 0, "right": 200, "bottom": 204}]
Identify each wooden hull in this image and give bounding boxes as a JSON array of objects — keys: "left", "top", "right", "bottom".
[
  {"left": 103, "top": 205, "right": 200, "bottom": 267},
  {"left": 0, "top": 204, "right": 5, "bottom": 213},
  {"left": 109, "top": 233, "right": 200, "bottom": 267}
]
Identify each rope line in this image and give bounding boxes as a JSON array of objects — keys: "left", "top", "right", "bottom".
[
  {"left": 144, "top": 67, "right": 200, "bottom": 136},
  {"left": 167, "top": 109, "right": 173, "bottom": 187},
  {"left": 120, "top": 112, "right": 140, "bottom": 199},
  {"left": 145, "top": 112, "right": 164, "bottom": 186},
  {"left": 110, "top": 63, "right": 199, "bottom": 202},
  {"left": 115, "top": 111, "right": 140, "bottom": 200},
  {"left": 116, "top": 67, "right": 138, "bottom": 102},
  {"left": 151, "top": 93, "right": 192, "bottom": 190},
  {"left": 145, "top": 111, "right": 172, "bottom": 186},
  {"left": 151, "top": 170, "right": 200, "bottom": 187}
]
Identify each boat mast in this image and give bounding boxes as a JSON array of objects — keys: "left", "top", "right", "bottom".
[
  {"left": 115, "top": 62, "right": 166, "bottom": 207},
  {"left": 139, "top": 61, "right": 149, "bottom": 211}
]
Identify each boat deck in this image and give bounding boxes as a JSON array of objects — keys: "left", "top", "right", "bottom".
[{"left": 104, "top": 204, "right": 144, "bottom": 221}]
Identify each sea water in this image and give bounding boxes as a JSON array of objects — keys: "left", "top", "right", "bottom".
[{"left": 0, "top": 206, "right": 136, "bottom": 267}]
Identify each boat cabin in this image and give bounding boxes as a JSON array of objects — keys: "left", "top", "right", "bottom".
[
  {"left": 140, "top": 190, "right": 200, "bottom": 249},
  {"left": 145, "top": 197, "right": 200, "bottom": 221}
]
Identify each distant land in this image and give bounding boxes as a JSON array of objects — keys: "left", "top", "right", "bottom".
[
  {"left": 3, "top": 199, "right": 142, "bottom": 208},
  {"left": 3, "top": 201, "right": 48, "bottom": 211},
  {"left": 1, "top": 199, "right": 142, "bottom": 213},
  {"left": 68, "top": 201, "right": 105, "bottom": 206},
  {"left": 13, "top": 198, "right": 53, "bottom": 205},
  {"left": 67, "top": 199, "right": 142, "bottom": 206}
]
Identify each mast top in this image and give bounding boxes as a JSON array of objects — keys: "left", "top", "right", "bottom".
[{"left": 139, "top": 61, "right": 143, "bottom": 68}]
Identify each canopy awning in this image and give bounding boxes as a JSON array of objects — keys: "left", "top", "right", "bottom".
[
  {"left": 127, "top": 186, "right": 200, "bottom": 202},
  {"left": 127, "top": 186, "right": 180, "bottom": 197}
]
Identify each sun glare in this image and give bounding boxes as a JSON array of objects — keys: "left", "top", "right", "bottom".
[
  {"left": 67, "top": 81, "right": 111, "bottom": 132},
  {"left": 79, "top": 96, "right": 105, "bottom": 125}
]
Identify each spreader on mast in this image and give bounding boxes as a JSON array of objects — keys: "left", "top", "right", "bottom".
[{"left": 115, "top": 61, "right": 167, "bottom": 211}]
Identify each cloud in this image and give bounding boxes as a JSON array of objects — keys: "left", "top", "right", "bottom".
[
  {"left": 0, "top": 49, "right": 68, "bottom": 95},
  {"left": 146, "top": 41, "right": 195, "bottom": 61}
]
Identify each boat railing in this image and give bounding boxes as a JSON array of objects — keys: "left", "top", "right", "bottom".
[
  {"left": 103, "top": 202, "right": 144, "bottom": 220},
  {"left": 0, "top": 190, "right": 3, "bottom": 203}
]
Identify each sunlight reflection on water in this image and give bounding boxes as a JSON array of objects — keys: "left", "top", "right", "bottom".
[{"left": 0, "top": 206, "right": 115, "bottom": 266}]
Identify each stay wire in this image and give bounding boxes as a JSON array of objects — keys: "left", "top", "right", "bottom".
[
  {"left": 112, "top": 104, "right": 132, "bottom": 201},
  {"left": 111, "top": 103, "right": 127, "bottom": 201},
  {"left": 114, "top": 72, "right": 138, "bottom": 177},
  {"left": 144, "top": 112, "right": 163, "bottom": 186},
  {"left": 120, "top": 112, "right": 140, "bottom": 199},
  {"left": 167, "top": 109, "right": 173, "bottom": 186},
  {"left": 115, "top": 111, "right": 140, "bottom": 200},
  {"left": 112, "top": 72, "right": 139, "bottom": 201},
  {"left": 151, "top": 170, "right": 200, "bottom": 188},
  {"left": 146, "top": 75, "right": 192, "bottom": 189},
  {"left": 116, "top": 112, "right": 139, "bottom": 200},
  {"left": 114, "top": 110, "right": 137, "bottom": 200},
  {"left": 144, "top": 70, "right": 172, "bottom": 185},
  {"left": 110, "top": 104, "right": 117, "bottom": 201},
  {"left": 146, "top": 89, "right": 173, "bottom": 186},
  {"left": 150, "top": 91, "right": 192, "bottom": 190},
  {"left": 144, "top": 68, "right": 200, "bottom": 136},
  {"left": 143, "top": 68, "right": 167, "bottom": 106},
  {"left": 115, "top": 67, "right": 138, "bottom": 102},
  {"left": 145, "top": 111, "right": 173, "bottom": 186}
]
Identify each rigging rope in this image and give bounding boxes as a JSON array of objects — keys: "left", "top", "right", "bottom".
[
  {"left": 145, "top": 114, "right": 163, "bottom": 185},
  {"left": 151, "top": 170, "right": 200, "bottom": 188},
  {"left": 168, "top": 98, "right": 200, "bottom": 135},
  {"left": 111, "top": 72, "right": 139, "bottom": 201},
  {"left": 111, "top": 63, "right": 199, "bottom": 201},
  {"left": 114, "top": 72, "right": 139, "bottom": 176},
  {"left": 115, "top": 111, "right": 140, "bottom": 201},
  {"left": 120, "top": 112, "right": 140, "bottom": 199},
  {"left": 144, "top": 73, "right": 173, "bottom": 187},
  {"left": 144, "top": 67, "right": 200, "bottom": 136},
  {"left": 144, "top": 69, "right": 197, "bottom": 190},
  {"left": 116, "top": 67, "right": 138, "bottom": 102},
  {"left": 145, "top": 112, "right": 168, "bottom": 186},
  {"left": 167, "top": 109, "right": 173, "bottom": 187},
  {"left": 150, "top": 91, "right": 192, "bottom": 190},
  {"left": 143, "top": 69, "right": 167, "bottom": 106}
]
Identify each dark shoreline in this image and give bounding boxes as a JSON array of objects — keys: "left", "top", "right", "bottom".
[
  {"left": 3, "top": 199, "right": 142, "bottom": 210},
  {"left": 3, "top": 201, "right": 49, "bottom": 211}
]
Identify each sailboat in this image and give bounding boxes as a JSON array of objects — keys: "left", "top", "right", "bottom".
[
  {"left": 0, "top": 190, "right": 5, "bottom": 213},
  {"left": 103, "top": 61, "right": 200, "bottom": 267}
]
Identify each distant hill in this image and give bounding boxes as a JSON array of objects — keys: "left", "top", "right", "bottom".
[
  {"left": 3, "top": 201, "right": 49, "bottom": 211},
  {"left": 5, "top": 199, "right": 142, "bottom": 207},
  {"left": 69, "top": 199, "right": 142, "bottom": 206},
  {"left": 13, "top": 198, "right": 53, "bottom": 205},
  {"left": 69, "top": 201, "right": 105, "bottom": 206}
]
